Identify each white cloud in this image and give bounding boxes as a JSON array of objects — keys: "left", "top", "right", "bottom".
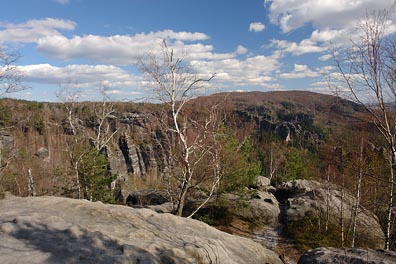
[
  {"left": 0, "top": 18, "right": 76, "bottom": 43},
  {"left": 271, "top": 39, "right": 326, "bottom": 56},
  {"left": 36, "top": 30, "right": 221, "bottom": 65},
  {"left": 19, "top": 64, "right": 142, "bottom": 89},
  {"left": 2, "top": 18, "right": 284, "bottom": 93},
  {"left": 266, "top": 0, "right": 394, "bottom": 33},
  {"left": 318, "top": 54, "right": 333, "bottom": 61},
  {"left": 235, "top": 45, "right": 248, "bottom": 55},
  {"left": 190, "top": 53, "right": 280, "bottom": 88},
  {"left": 280, "top": 64, "right": 319, "bottom": 79},
  {"left": 266, "top": 0, "right": 396, "bottom": 57},
  {"left": 154, "top": 29, "right": 209, "bottom": 41},
  {"left": 249, "top": 22, "right": 265, "bottom": 32},
  {"left": 52, "top": 0, "right": 69, "bottom": 4}
]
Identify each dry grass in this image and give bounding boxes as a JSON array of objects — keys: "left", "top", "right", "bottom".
[{"left": 120, "top": 173, "right": 168, "bottom": 191}]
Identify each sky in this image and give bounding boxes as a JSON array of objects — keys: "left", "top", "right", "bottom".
[{"left": 0, "top": 0, "right": 395, "bottom": 102}]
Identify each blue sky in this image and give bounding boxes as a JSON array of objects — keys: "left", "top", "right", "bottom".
[{"left": 1, "top": 0, "right": 395, "bottom": 101}]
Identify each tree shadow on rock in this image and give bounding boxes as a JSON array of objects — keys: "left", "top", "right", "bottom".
[{"left": 4, "top": 221, "right": 161, "bottom": 263}]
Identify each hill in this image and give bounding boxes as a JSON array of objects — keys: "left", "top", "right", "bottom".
[{"left": 0, "top": 91, "right": 368, "bottom": 197}]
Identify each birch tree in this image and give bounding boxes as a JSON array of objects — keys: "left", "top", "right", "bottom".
[
  {"left": 57, "top": 84, "right": 84, "bottom": 198},
  {"left": 0, "top": 48, "right": 26, "bottom": 96},
  {"left": 138, "top": 40, "right": 218, "bottom": 216},
  {"left": 332, "top": 7, "right": 396, "bottom": 250},
  {"left": 0, "top": 48, "right": 25, "bottom": 195},
  {"left": 57, "top": 84, "right": 117, "bottom": 201},
  {"left": 90, "top": 85, "right": 118, "bottom": 152}
]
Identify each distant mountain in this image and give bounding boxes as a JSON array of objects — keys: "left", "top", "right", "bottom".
[{"left": 193, "top": 90, "right": 365, "bottom": 128}]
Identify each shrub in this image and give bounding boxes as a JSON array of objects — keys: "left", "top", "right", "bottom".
[
  {"left": 284, "top": 216, "right": 342, "bottom": 251},
  {"left": 220, "top": 130, "right": 261, "bottom": 192},
  {"left": 193, "top": 205, "right": 233, "bottom": 226}
]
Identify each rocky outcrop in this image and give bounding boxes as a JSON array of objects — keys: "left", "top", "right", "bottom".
[
  {"left": 0, "top": 130, "right": 14, "bottom": 149},
  {"left": 276, "top": 180, "right": 385, "bottom": 248},
  {"left": 105, "top": 113, "right": 165, "bottom": 183},
  {"left": 0, "top": 194, "right": 283, "bottom": 264},
  {"left": 298, "top": 247, "right": 396, "bottom": 264},
  {"left": 220, "top": 190, "right": 280, "bottom": 226},
  {"left": 235, "top": 106, "right": 325, "bottom": 145}
]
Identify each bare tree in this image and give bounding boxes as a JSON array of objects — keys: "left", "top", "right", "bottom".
[
  {"left": 138, "top": 40, "right": 218, "bottom": 216},
  {"left": 90, "top": 85, "right": 118, "bottom": 152},
  {"left": 350, "top": 132, "right": 366, "bottom": 247},
  {"left": 0, "top": 48, "right": 26, "bottom": 195},
  {"left": 267, "top": 142, "right": 284, "bottom": 182},
  {"left": 332, "top": 7, "right": 396, "bottom": 250},
  {"left": 57, "top": 84, "right": 84, "bottom": 198},
  {"left": 57, "top": 83, "right": 118, "bottom": 201},
  {"left": 0, "top": 48, "right": 26, "bottom": 96}
]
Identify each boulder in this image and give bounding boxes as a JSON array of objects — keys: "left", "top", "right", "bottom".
[
  {"left": 35, "top": 147, "right": 49, "bottom": 159},
  {"left": 277, "top": 180, "right": 385, "bottom": 248},
  {"left": 256, "top": 176, "right": 271, "bottom": 188},
  {"left": 0, "top": 194, "right": 283, "bottom": 264},
  {"left": 0, "top": 131, "right": 14, "bottom": 149},
  {"left": 220, "top": 190, "right": 280, "bottom": 226},
  {"left": 298, "top": 247, "right": 396, "bottom": 264}
]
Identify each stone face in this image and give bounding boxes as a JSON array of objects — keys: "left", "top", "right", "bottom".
[
  {"left": 298, "top": 247, "right": 396, "bottom": 264},
  {"left": 277, "top": 180, "right": 385, "bottom": 248},
  {"left": 220, "top": 190, "right": 280, "bottom": 226},
  {"left": 0, "top": 194, "right": 283, "bottom": 264}
]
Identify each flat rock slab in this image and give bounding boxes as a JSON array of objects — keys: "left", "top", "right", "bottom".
[{"left": 0, "top": 194, "right": 283, "bottom": 264}]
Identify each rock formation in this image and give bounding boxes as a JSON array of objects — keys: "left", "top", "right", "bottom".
[
  {"left": 0, "top": 194, "right": 283, "bottom": 264},
  {"left": 276, "top": 180, "right": 385, "bottom": 248},
  {"left": 217, "top": 190, "right": 280, "bottom": 228}
]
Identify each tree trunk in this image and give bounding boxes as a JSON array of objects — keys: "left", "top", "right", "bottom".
[
  {"left": 385, "top": 148, "right": 396, "bottom": 250},
  {"left": 325, "top": 165, "right": 330, "bottom": 233},
  {"left": 351, "top": 136, "right": 364, "bottom": 248},
  {"left": 74, "top": 161, "right": 81, "bottom": 199},
  {"left": 27, "top": 168, "right": 36, "bottom": 197},
  {"left": 176, "top": 180, "right": 189, "bottom": 216},
  {"left": 341, "top": 173, "right": 345, "bottom": 248}
]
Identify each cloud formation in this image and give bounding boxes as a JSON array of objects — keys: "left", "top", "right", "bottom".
[
  {"left": 51, "top": 0, "right": 69, "bottom": 4},
  {"left": 0, "top": 17, "right": 282, "bottom": 95},
  {"left": 36, "top": 30, "right": 222, "bottom": 65},
  {"left": 280, "top": 64, "right": 319, "bottom": 79},
  {"left": 190, "top": 52, "right": 280, "bottom": 88},
  {"left": 267, "top": 0, "right": 394, "bottom": 33},
  {"left": 0, "top": 18, "right": 75, "bottom": 43},
  {"left": 19, "top": 64, "right": 141, "bottom": 88},
  {"left": 271, "top": 39, "right": 326, "bottom": 56},
  {"left": 267, "top": 0, "right": 396, "bottom": 56},
  {"left": 249, "top": 22, "right": 265, "bottom": 32},
  {"left": 9, "top": 2, "right": 385, "bottom": 100}
]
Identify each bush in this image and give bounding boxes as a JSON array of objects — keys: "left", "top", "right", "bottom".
[
  {"left": 193, "top": 205, "right": 233, "bottom": 226},
  {"left": 284, "top": 216, "right": 342, "bottom": 251},
  {"left": 78, "top": 146, "right": 116, "bottom": 203},
  {"left": 278, "top": 147, "right": 320, "bottom": 182},
  {"left": 220, "top": 131, "right": 261, "bottom": 192}
]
